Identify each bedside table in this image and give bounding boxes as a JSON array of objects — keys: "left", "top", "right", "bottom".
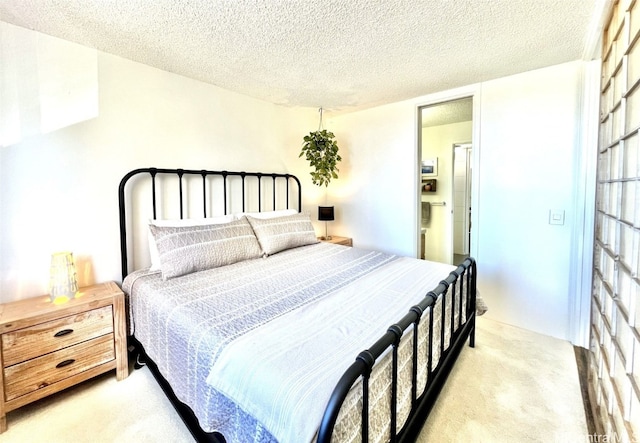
[
  {"left": 0, "top": 281, "right": 128, "bottom": 433},
  {"left": 319, "top": 235, "right": 353, "bottom": 246}
]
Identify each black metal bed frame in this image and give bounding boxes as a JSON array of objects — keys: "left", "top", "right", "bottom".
[
  {"left": 318, "top": 258, "right": 476, "bottom": 442},
  {"left": 118, "top": 167, "right": 476, "bottom": 443}
]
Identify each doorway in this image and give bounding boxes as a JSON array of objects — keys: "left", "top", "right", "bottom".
[{"left": 418, "top": 97, "right": 473, "bottom": 264}]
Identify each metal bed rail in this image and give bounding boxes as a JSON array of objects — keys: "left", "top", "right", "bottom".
[{"left": 317, "top": 257, "right": 477, "bottom": 443}]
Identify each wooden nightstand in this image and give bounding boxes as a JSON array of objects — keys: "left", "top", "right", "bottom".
[
  {"left": 0, "top": 281, "right": 128, "bottom": 433},
  {"left": 319, "top": 235, "right": 353, "bottom": 246}
]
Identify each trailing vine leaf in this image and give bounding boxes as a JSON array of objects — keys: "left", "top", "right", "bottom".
[{"left": 299, "top": 129, "right": 342, "bottom": 187}]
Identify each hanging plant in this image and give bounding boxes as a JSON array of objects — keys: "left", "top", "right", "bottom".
[{"left": 299, "top": 109, "right": 342, "bottom": 187}]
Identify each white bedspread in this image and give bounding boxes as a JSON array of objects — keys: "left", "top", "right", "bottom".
[
  {"left": 207, "top": 256, "right": 454, "bottom": 443},
  {"left": 123, "top": 242, "right": 464, "bottom": 442}
]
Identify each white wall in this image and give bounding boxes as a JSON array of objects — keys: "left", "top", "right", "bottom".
[
  {"left": 330, "top": 61, "right": 592, "bottom": 342},
  {"left": 477, "top": 62, "right": 584, "bottom": 340},
  {"left": 0, "top": 23, "right": 597, "bottom": 343},
  {"left": 325, "top": 102, "right": 417, "bottom": 255},
  {"left": 0, "top": 24, "right": 317, "bottom": 303}
]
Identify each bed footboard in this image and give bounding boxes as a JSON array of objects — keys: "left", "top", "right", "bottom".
[{"left": 318, "top": 257, "right": 477, "bottom": 443}]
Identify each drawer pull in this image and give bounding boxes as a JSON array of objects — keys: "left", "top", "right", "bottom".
[
  {"left": 56, "top": 359, "right": 75, "bottom": 368},
  {"left": 54, "top": 329, "right": 74, "bottom": 337}
]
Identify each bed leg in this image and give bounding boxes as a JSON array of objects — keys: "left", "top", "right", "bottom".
[
  {"left": 469, "top": 317, "right": 476, "bottom": 348},
  {"left": 134, "top": 352, "right": 147, "bottom": 369},
  {"left": 127, "top": 339, "right": 148, "bottom": 370}
]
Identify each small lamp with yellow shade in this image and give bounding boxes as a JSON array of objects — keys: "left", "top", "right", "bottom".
[{"left": 49, "top": 251, "right": 79, "bottom": 304}]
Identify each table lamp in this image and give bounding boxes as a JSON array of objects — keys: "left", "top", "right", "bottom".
[
  {"left": 318, "top": 206, "right": 335, "bottom": 240},
  {"left": 49, "top": 251, "right": 79, "bottom": 304}
]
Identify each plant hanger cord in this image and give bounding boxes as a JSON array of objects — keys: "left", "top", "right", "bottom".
[{"left": 318, "top": 107, "right": 324, "bottom": 131}]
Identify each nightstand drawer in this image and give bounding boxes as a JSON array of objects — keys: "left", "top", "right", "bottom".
[
  {"left": 3, "top": 333, "right": 115, "bottom": 401},
  {"left": 1, "top": 306, "right": 113, "bottom": 367}
]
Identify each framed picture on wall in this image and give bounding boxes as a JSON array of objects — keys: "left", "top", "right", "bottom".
[{"left": 421, "top": 158, "right": 438, "bottom": 177}]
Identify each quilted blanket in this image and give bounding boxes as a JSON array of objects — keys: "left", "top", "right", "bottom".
[{"left": 123, "top": 242, "right": 460, "bottom": 442}]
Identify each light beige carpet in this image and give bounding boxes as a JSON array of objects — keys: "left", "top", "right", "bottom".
[
  {"left": 416, "top": 317, "right": 588, "bottom": 443},
  {"left": 2, "top": 357, "right": 192, "bottom": 442},
  {"left": 2, "top": 317, "right": 587, "bottom": 442}
]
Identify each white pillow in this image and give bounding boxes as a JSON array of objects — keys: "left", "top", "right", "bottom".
[
  {"left": 234, "top": 209, "right": 298, "bottom": 220},
  {"left": 148, "top": 215, "right": 235, "bottom": 271},
  {"left": 149, "top": 216, "right": 262, "bottom": 280},
  {"left": 246, "top": 212, "right": 318, "bottom": 256}
]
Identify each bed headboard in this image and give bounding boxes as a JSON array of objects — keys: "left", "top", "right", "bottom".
[{"left": 118, "top": 167, "right": 302, "bottom": 280}]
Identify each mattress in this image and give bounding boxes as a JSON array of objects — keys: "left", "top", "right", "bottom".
[{"left": 123, "top": 242, "right": 463, "bottom": 442}]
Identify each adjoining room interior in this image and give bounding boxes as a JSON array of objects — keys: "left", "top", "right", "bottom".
[{"left": 419, "top": 97, "right": 473, "bottom": 265}]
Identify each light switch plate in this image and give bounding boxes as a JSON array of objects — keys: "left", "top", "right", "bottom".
[{"left": 549, "top": 209, "right": 565, "bottom": 225}]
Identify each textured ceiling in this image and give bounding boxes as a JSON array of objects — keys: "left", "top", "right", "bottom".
[
  {"left": 422, "top": 98, "right": 473, "bottom": 127},
  {"left": 0, "top": 0, "right": 606, "bottom": 113}
]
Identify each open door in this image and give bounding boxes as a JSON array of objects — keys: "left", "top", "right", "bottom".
[{"left": 453, "top": 143, "right": 472, "bottom": 263}]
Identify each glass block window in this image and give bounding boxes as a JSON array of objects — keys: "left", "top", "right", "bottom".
[{"left": 591, "top": 1, "right": 640, "bottom": 441}]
